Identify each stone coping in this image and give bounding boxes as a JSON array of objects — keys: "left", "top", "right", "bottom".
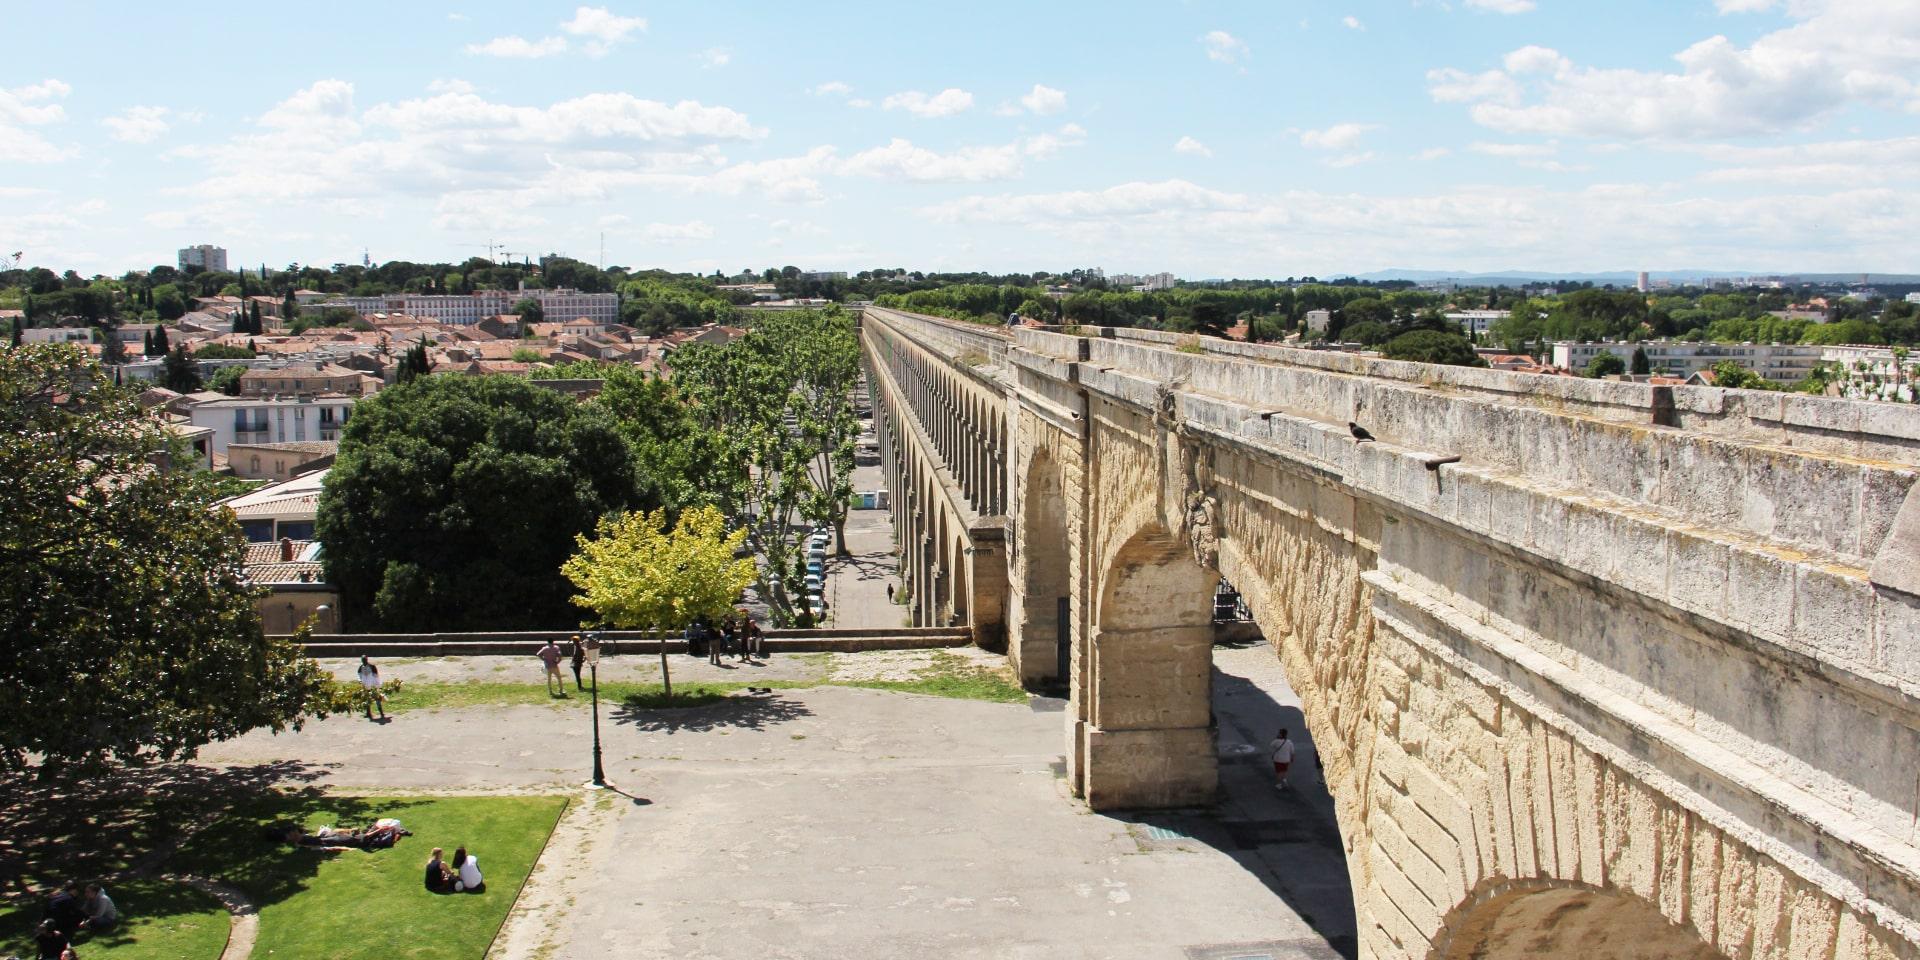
[{"left": 292, "top": 628, "right": 972, "bottom": 658}]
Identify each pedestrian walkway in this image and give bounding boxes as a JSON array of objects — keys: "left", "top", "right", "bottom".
[{"left": 824, "top": 458, "right": 903, "bottom": 629}]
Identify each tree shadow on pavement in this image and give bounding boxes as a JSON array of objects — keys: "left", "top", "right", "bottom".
[
  {"left": 609, "top": 692, "right": 815, "bottom": 734},
  {"left": 0, "top": 758, "right": 331, "bottom": 898}
]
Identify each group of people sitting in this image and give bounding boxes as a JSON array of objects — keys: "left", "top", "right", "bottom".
[
  {"left": 423, "top": 846, "right": 484, "bottom": 894},
  {"left": 30, "top": 882, "right": 115, "bottom": 959},
  {"left": 687, "top": 611, "right": 764, "bottom": 665}
]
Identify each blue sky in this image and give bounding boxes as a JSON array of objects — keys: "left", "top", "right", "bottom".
[{"left": 2, "top": 0, "right": 1916, "bottom": 278}]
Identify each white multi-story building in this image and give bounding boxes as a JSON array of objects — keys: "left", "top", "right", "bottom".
[
  {"left": 1304, "top": 309, "right": 1332, "bottom": 334},
  {"left": 324, "top": 288, "right": 620, "bottom": 326},
  {"left": 1905, "top": 292, "right": 1920, "bottom": 305},
  {"left": 189, "top": 395, "right": 355, "bottom": 456},
  {"left": 179, "top": 244, "right": 228, "bottom": 273},
  {"left": 23, "top": 327, "right": 93, "bottom": 345},
  {"left": 1445, "top": 310, "right": 1510, "bottom": 336},
  {"left": 1551, "top": 341, "right": 1823, "bottom": 384}
]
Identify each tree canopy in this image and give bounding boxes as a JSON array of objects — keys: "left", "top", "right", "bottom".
[
  {"left": 0, "top": 344, "right": 335, "bottom": 770},
  {"left": 562, "top": 505, "right": 755, "bottom": 697},
  {"left": 317, "top": 374, "right": 655, "bottom": 631},
  {"left": 1382, "top": 330, "right": 1486, "bottom": 367}
]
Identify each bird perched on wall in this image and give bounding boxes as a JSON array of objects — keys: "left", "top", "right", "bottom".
[{"left": 1349, "top": 422, "right": 1376, "bottom": 442}]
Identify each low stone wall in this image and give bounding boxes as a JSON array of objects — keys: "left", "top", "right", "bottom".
[{"left": 291, "top": 627, "right": 974, "bottom": 658}]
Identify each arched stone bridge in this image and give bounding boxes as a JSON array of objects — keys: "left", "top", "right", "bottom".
[{"left": 860, "top": 305, "right": 1920, "bottom": 960}]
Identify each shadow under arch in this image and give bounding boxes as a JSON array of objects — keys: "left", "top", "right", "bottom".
[{"left": 1431, "top": 880, "right": 1727, "bottom": 960}]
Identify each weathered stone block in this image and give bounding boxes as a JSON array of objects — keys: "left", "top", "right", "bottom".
[
  {"left": 1793, "top": 564, "right": 1875, "bottom": 666},
  {"left": 1728, "top": 548, "right": 1796, "bottom": 643}
]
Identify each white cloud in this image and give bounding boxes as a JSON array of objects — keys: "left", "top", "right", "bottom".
[
  {"left": 1342, "top": 16, "right": 1365, "bottom": 30},
  {"left": 1416, "top": 147, "right": 1453, "bottom": 160},
  {"left": 1470, "top": 141, "right": 1557, "bottom": 158},
  {"left": 1326, "top": 152, "right": 1376, "bottom": 168},
  {"left": 1173, "top": 136, "right": 1213, "bottom": 157},
  {"left": 1686, "top": 135, "right": 1920, "bottom": 185},
  {"left": 1300, "top": 123, "right": 1375, "bottom": 151},
  {"left": 0, "top": 79, "right": 71, "bottom": 163},
  {"left": 103, "top": 105, "right": 171, "bottom": 143},
  {"left": 702, "top": 47, "right": 731, "bottom": 68},
  {"left": 812, "top": 81, "right": 852, "bottom": 97},
  {"left": 841, "top": 139, "right": 1024, "bottom": 182},
  {"left": 1503, "top": 45, "right": 1570, "bottom": 76},
  {"left": 561, "top": 5, "right": 647, "bottom": 55},
  {"left": 1465, "top": 0, "right": 1536, "bottom": 12},
  {"left": 881, "top": 88, "right": 974, "bottom": 118},
  {"left": 1021, "top": 123, "right": 1086, "bottom": 158},
  {"left": 1201, "top": 30, "right": 1249, "bottom": 64},
  {"left": 1019, "top": 84, "right": 1067, "bottom": 115},
  {"left": 260, "top": 79, "right": 359, "bottom": 137},
  {"left": 847, "top": 98, "right": 873, "bottom": 109},
  {"left": 644, "top": 220, "right": 714, "bottom": 243},
  {"left": 1430, "top": 3, "right": 1920, "bottom": 140},
  {"left": 467, "top": 35, "right": 568, "bottom": 58},
  {"left": 1716, "top": 0, "right": 1776, "bottom": 11}
]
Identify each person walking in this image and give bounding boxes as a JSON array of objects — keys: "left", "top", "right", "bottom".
[
  {"left": 356, "top": 655, "right": 385, "bottom": 721},
  {"left": 886, "top": 583, "right": 895, "bottom": 603},
  {"left": 537, "top": 640, "right": 565, "bottom": 695},
  {"left": 569, "top": 635, "right": 587, "bottom": 691},
  {"left": 702, "top": 618, "right": 722, "bottom": 667},
  {"left": 1270, "top": 727, "right": 1296, "bottom": 792}
]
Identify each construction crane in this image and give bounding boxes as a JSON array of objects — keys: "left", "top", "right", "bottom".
[{"left": 457, "top": 240, "right": 505, "bottom": 263}]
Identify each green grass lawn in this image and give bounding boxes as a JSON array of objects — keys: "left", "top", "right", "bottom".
[
  {"left": 0, "top": 878, "right": 231, "bottom": 960},
  {"left": 169, "top": 794, "right": 566, "bottom": 960},
  {"left": 382, "top": 652, "right": 1026, "bottom": 713}
]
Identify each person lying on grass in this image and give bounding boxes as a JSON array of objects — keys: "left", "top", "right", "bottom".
[{"left": 272, "top": 820, "right": 410, "bottom": 850}]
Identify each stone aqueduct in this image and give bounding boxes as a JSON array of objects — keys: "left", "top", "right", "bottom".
[{"left": 859, "top": 305, "right": 1920, "bottom": 960}]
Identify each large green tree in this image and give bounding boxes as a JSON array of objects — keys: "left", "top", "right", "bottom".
[
  {"left": 317, "top": 374, "right": 654, "bottom": 631},
  {"left": 1382, "top": 330, "right": 1487, "bottom": 367},
  {"left": 0, "top": 344, "right": 336, "bottom": 770}
]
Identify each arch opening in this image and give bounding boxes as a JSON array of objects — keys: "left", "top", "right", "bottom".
[
  {"left": 1014, "top": 449, "right": 1072, "bottom": 688},
  {"left": 1434, "top": 883, "right": 1726, "bottom": 960}
]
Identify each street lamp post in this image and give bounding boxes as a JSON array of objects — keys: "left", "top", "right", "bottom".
[{"left": 586, "top": 632, "right": 606, "bottom": 789}]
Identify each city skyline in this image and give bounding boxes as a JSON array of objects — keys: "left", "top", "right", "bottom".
[{"left": 3, "top": 0, "right": 1916, "bottom": 277}]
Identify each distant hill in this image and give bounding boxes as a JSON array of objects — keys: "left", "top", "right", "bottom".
[{"left": 1353, "top": 268, "right": 1920, "bottom": 286}]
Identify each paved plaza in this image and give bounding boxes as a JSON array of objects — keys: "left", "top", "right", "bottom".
[{"left": 197, "top": 644, "right": 1354, "bottom": 959}]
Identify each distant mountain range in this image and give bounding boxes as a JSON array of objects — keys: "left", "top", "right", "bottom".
[{"left": 1350, "top": 269, "right": 1920, "bottom": 285}]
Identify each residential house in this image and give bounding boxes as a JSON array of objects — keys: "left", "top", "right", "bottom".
[{"left": 229, "top": 440, "right": 337, "bottom": 481}]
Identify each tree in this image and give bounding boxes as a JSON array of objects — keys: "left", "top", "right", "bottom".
[
  {"left": 0, "top": 344, "right": 337, "bottom": 770},
  {"left": 194, "top": 342, "right": 255, "bottom": 360},
  {"left": 511, "top": 297, "right": 545, "bottom": 327},
  {"left": 317, "top": 374, "right": 655, "bottom": 631},
  {"left": 142, "top": 329, "right": 154, "bottom": 356},
  {"left": 395, "top": 344, "right": 432, "bottom": 383},
  {"left": 562, "top": 505, "right": 755, "bottom": 699},
  {"left": 1630, "top": 346, "right": 1651, "bottom": 376},
  {"left": 207, "top": 364, "right": 247, "bottom": 395},
  {"left": 1343, "top": 320, "right": 1393, "bottom": 347},
  {"left": 153, "top": 284, "right": 187, "bottom": 321},
  {"left": 591, "top": 368, "right": 729, "bottom": 511},
  {"left": 151, "top": 324, "right": 170, "bottom": 356},
  {"left": 1382, "top": 330, "right": 1486, "bottom": 367},
  {"left": 670, "top": 309, "right": 861, "bottom": 624},
  {"left": 1585, "top": 353, "right": 1627, "bottom": 378},
  {"left": 1710, "top": 360, "right": 1779, "bottom": 391},
  {"left": 161, "top": 346, "right": 203, "bottom": 392}
]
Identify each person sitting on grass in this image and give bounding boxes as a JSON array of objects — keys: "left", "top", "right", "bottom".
[
  {"left": 424, "top": 847, "right": 454, "bottom": 894},
  {"left": 79, "top": 884, "right": 116, "bottom": 932},
  {"left": 45, "top": 884, "right": 85, "bottom": 938},
  {"left": 451, "top": 846, "right": 484, "bottom": 893},
  {"left": 33, "top": 918, "right": 67, "bottom": 960}
]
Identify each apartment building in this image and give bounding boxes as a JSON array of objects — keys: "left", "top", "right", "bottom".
[
  {"left": 188, "top": 395, "right": 354, "bottom": 455},
  {"left": 1551, "top": 341, "right": 1822, "bottom": 384},
  {"left": 179, "top": 244, "right": 228, "bottom": 273},
  {"left": 326, "top": 288, "right": 620, "bottom": 326}
]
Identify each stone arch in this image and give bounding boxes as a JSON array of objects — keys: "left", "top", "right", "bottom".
[
  {"left": 1013, "top": 446, "right": 1072, "bottom": 686},
  {"left": 1082, "top": 521, "right": 1219, "bottom": 809},
  {"left": 1431, "top": 882, "right": 1725, "bottom": 960},
  {"left": 950, "top": 533, "right": 970, "bottom": 626}
]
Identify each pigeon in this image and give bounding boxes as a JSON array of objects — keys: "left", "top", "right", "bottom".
[{"left": 1349, "top": 421, "right": 1376, "bottom": 443}]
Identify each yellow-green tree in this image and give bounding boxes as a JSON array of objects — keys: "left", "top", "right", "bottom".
[{"left": 561, "top": 506, "right": 755, "bottom": 698}]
